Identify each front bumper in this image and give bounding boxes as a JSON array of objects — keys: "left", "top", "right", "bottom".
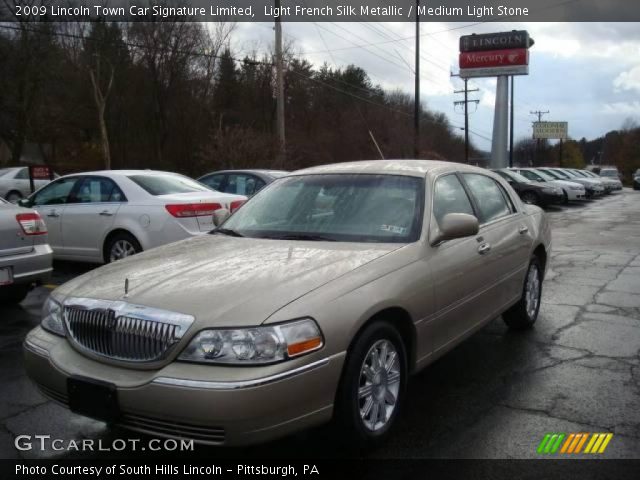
[
  {"left": 24, "top": 327, "right": 345, "bottom": 446},
  {"left": 540, "top": 190, "right": 565, "bottom": 205},
  {"left": 565, "top": 189, "right": 586, "bottom": 201},
  {"left": 0, "top": 244, "right": 52, "bottom": 286}
]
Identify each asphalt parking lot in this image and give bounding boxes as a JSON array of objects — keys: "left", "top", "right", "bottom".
[{"left": 1, "top": 190, "right": 639, "bottom": 459}]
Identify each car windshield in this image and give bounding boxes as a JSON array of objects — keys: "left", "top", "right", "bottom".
[
  {"left": 128, "top": 174, "right": 211, "bottom": 195},
  {"left": 552, "top": 169, "right": 572, "bottom": 179},
  {"left": 571, "top": 170, "right": 587, "bottom": 177},
  {"left": 219, "top": 174, "right": 424, "bottom": 243},
  {"left": 538, "top": 169, "right": 562, "bottom": 180},
  {"left": 501, "top": 170, "right": 531, "bottom": 183},
  {"left": 530, "top": 170, "right": 555, "bottom": 182},
  {"left": 600, "top": 170, "right": 617, "bottom": 177}
]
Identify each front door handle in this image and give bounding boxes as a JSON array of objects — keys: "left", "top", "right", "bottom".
[
  {"left": 519, "top": 226, "right": 529, "bottom": 234},
  {"left": 478, "top": 243, "right": 491, "bottom": 255},
  {"left": 46, "top": 211, "right": 59, "bottom": 218},
  {"left": 99, "top": 211, "right": 114, "bottom": 216}
]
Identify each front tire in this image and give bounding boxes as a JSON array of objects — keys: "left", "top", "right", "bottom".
[
  {"left": 5, "top": 191, "right": 22, "bottom": 204},
  {"left": 104, "top": 232, "right": 142, "bottom": 263},
  {"left": 503, "top": 257, "right": 542, "bottom": 330},
  {"left": 521, "top": 191, "right": 540, "bottom": 206},
  {"left": 334, "top": 321, "right": 407, "bottom": 448}
]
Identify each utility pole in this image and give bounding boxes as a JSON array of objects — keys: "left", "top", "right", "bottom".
[
  {"left": 414, "top": 0, "right": 420, "bottom": 158},
  {"left": 453, "top": 80, "right": 479, "bottom": 163},
  {"left": 509, "top": 76, "right": 515, "bottom": 167},
  {"left": 530, "top": 110, "right": 549, "bottom": 166},
  {"left": 275, "top": 0, "right": 286, "bottom": 167}
]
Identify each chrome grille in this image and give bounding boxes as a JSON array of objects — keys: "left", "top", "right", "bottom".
[{"left": 63, "top": 298, "right": 194, "bottom": 363}]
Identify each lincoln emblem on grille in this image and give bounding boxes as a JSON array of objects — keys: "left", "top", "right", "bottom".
[{"left": 124, "top": 278, "right": 129, "bottom": 297}]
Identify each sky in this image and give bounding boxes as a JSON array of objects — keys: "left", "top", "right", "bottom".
[{"left": 229, "top": 22, "right": 640, "bottom": 152}]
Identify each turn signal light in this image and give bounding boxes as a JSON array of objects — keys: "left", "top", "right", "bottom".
[
  {"left": 287, "top": 337, "right": 323, "bottom": 357},
  {"left": 165, "top": 203, "right": 222, "bottom": 218},
  {"left": 16, "top": 212, "right": 48, "bottom": 235}
]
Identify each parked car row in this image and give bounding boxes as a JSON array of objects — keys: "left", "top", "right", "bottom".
[{"left": 492, "top": 167, "right": 622, "bottom": 207}]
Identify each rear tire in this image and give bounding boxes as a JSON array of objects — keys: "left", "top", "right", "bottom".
[
  {"left": 503, "top": 257, "right": 542, "bottom": 330},
  {"left": 104, "top": 232, "right": 142, "bottom": 263},
  {"left": 0, "top": 284, "right": 31, "bottom": 305},
  {"left": 334, "top": 321, "right": 407, "bottom": 449}
]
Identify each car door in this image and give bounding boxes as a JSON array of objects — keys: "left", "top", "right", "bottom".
[
  {"left": 61, "top": 176, "right": 124, "bottom": 259},
  {"left": 461, "top": 173, "right": 531, "bottom": 312},
  {"left": 427, "top": 173, "right": 491, "bottom": 353},
  {"left": 30, "top": 177, "right": 80, "bottom": 252}
]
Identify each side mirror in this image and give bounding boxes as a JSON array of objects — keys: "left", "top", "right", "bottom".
[
  {"left": 17, "top": 198, "right": 31, "bottom": 208},
  {"left": 213, "top": 208, "right": 230, "bottom": 227},
  {"left": 431, "top": 213, "right": 479, "bottom": 246}
]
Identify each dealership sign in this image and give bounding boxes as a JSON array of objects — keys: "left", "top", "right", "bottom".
[
  {"left": 459, "top": 48, "right": 528, "bottom": 69},
  {"left": 533, "top": 121, "right": 568, "bottom": 140},
  {"left": 459, "top": 31, "right": 533, "bottom": 78},
  {"left": 29, "top": 165, "right": 53, "bottom": 180},
  {"left": 460, "top": 31, "right": 532, "bottom": 53}
]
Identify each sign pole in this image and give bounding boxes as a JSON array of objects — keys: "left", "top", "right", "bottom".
[
  {"left": 491, "top": 75, "right": 509, "bottom": 169},
  {"left": 509, "top": 76, "right": 514, "bottom": 168},
  {"left": 559, "top": 139, "right": 563, "bottom": 167}
]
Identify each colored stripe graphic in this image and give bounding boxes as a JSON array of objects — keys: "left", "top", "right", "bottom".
[{"left": 539, "top": 433, "right": 614, "bottom": 454}]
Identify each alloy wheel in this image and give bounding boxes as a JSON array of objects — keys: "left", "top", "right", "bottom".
[
  {"left": 358, "top": 339, "right": 401, "bottom": 432},
  {"left": 525, "top": 264, "right": 540, "bottom": 319},
  {"left": 110, "top": 240, "right": 137, "bottom": 262}
]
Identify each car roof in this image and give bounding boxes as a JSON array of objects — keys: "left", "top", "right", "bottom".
[
  {"left": 60, "top": 170, "right": 185, "bottom": 178},
  {"left": 198, "top": 169, "right": 288, "bottom": 177},
  {"left": 290, "top": 160, "right": 480, "bottom": 177}
]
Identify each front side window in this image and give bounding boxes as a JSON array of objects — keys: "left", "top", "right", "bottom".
[
  {"left": 72, "top": 177, "right": 126, "bottom": 203},
  {"left": 128, "top": 174, "right": 211, "bottom": 196},
  {"left": 226, "top": 174, "right": 264, "bottom": 196},
  {"left": 32, "top": 178, "right": 79, "bottom": 206},
  {"left": 432, "top": 175, "right": 475, "bottom": 226},
  {"left": 220, "top": 174, "right": 424, "bottom": 243},
  {"left": 463, "top": 174, "right": 512, "bottom": 224}
]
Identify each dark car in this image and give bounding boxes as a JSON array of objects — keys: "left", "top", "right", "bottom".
[
  {"left": 198, "top": 169, "right": 288, "bottom": 197},
  {"left": 492, "top": 169, "right": 564, "bottom": 207},
  {"left": 634, "top": 169, "right": 640, "bottom": 190}
]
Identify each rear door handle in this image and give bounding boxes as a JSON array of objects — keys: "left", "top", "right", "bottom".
[
  {"left": 99, "top": 211, "right": 114, "bottom": 216},
  {"left": 46, "top": 211, "right": 59, "bottom": 218},
  {"left": 519, "top": 226, "right": 529, "bottom": 234},
  {"left": 478, "top": 243, "right": 491, "bottom": 255}
]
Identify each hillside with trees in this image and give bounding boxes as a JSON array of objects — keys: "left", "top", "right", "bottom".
[{"left": 0, "top": 21, "right": 472, "bottom": 176}]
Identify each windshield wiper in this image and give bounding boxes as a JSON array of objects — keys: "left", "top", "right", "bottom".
[
  {"left": 212, "top": 228, "right": 244, "bottom": 237},
  {"left": 261, "top": 233, "right": 337, "bottom": 242}
]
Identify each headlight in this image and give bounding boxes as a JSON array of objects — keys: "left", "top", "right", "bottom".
[
  {"left": 570, "top": 185, "right": 583, "bottom": 191},
  {"left": 178, "top": 318, "right": 323, "bottom": 365},
  {"left": 41, "top": 295, "right": 65, "bottom": 336},
  {"left": 542, "top": 187, "right": 561, "bottom": 195}
]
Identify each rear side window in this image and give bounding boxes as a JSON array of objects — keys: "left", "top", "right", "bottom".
[
  {"left": 462, "top": 174, "right": 512, "bottom": 224},
  {"left": 72, "top": 177, "right": 126, "bottom": 203},
  {"left": 432, "top": 175, "right": 474, "bottom": 225},
  {"left": 227, "top": 174, "right": 264, "bottom": 196},
  {"left": 14, "top": 168, "right": 29, "bottom": 179},
  {"left": 128, "top": 174, "right": 210, "bottom": 196}
]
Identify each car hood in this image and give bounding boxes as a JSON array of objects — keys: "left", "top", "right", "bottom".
[{"left": 54, "top": 235, "right": 402, "bottom": 328}]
